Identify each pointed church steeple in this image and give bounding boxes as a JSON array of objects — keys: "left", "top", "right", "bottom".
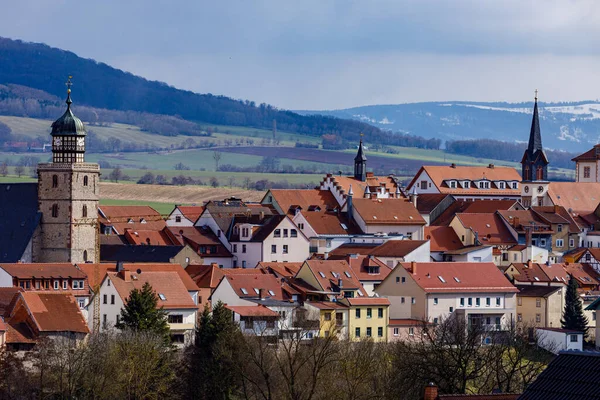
[
  {"left": 527, "top": 89, "right": 542, "bottom": 153},
  {"left": 354, "top": 134, "right": 367, "bottom": 181},
  {"left": 521, "top": 90, "right": 549, "bottom": 182}
]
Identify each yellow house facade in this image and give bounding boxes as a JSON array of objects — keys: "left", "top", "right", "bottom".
[
  {"left": 340, "top": 297, "right": 390, "bottom": 342},
  {"left": 303, "top": 301, "right": 349, "bottom": 340},
  {"left": 516, "top": 285, "right": 564, "bottom": 328}
]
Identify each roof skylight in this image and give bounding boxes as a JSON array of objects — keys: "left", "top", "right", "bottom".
[
  {"left": 158, "top": 293, "right": 166, "bottom": 301},
  {"left": 241, "top": 288, "right": 248, "bottom": 295},
  {"left": 438, "top": 276, "right": 446, "bottom": 283}
]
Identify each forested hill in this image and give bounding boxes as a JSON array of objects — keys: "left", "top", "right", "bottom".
[{"left": 0, "top": 37, "right": 435, "bottom": 148}]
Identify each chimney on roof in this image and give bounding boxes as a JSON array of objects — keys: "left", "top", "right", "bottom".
[
  {"left": 411, "top": 261, "right": 417, "bottom": 275},
  {"left": 450, "top": 163, "right": 456, "bottom": 168},
  {"left": 424, "top": 382, "right": 438, "bottom": 400},
  {"left": 474, "top": 231, "right": 480, "bottom": 246},
  {"left": 259, "top": 211, "right": 265, "bottom": 221},
  {"left": 119, "top": 269, "right": 131, "bottom": 282},
  {"left": 488, "top": 163, "right": 494, "bottom": 169},
  {"left": 116, "top": 261, "right": 124, "bottom": 272},
  {"left": 258, "top": 288, "right": 264, "bottom": 300},
  {"left": 338, "top": 278, "right": 343, "bottom": 289},
  {"left": 525, "top": 226, "right": 532, "bottom": 247},
  {"left": 513, "top": 217, "right": 520, "bottom": 228},
  {"left": 527, "top": 260, "right": 533, "bottom": 268}
]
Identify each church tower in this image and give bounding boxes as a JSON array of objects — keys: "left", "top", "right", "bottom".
[
  {"left": 520, "top": 91, "right": 550, "bottom": 208},
  {"left": 354, "top": 136, "right": 367, "bottom": 182},
  {"left": 34, "top": 77, "right": 100, "bottom": 263}
]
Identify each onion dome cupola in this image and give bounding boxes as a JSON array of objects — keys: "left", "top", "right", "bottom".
[
  {"left": 354, "top": 134, "right": 367, "bottom": 182},
  {"left": 520, "top": 90, "right": 549, "bottom": 182},
  {"left": 50, "top": 77, "right": 87, "bottom": 163}
]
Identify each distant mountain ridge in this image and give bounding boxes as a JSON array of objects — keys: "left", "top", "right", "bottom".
[
  {"left": 297, "top": 101, "right": 600, "bottom": 153},
  {"left": 0, "top": 37, "right": 396, "bottom": 145}
]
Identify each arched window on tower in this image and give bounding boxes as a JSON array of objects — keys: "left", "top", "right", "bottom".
[
  {"left": 52, "top": 175, "right": 58, "bottom": 188},
  {"left": 82, "top": 205, "right": 88, "bottom": 218},
  {"left": 536, "top": 166, "right": 543, "bottom": 180},
  {"left": 83, "top": 175, "right": 88, "bottom": 186},
  {"left": 524, "top": 165, "right": 531, "bottom": 181},
  {"left": 83, "top": 250, "right": 88, "bottom": 262},
  {"left": 51, "top": 204, "right": 58, "bottom": 218}
]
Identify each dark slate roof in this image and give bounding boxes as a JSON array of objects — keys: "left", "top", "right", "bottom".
[
  {"left": 100, "top": 245, "right": 183, "bottom": 263},
  {"left": 528, "top": 99, "right": 542, "bottom": 153},
  {"left": 0, "top": 183, "right": 41, "bottom": 262},
  {"left": 51, "top": 92, "right": 86, "bottom": 136},
  {"left": 519, "top": 351, "right": 600, "bottom": 400},
  {"left": 354, "top": 140, "right": 367, "bottom": 162},
  {"left": 516, "top": 285, "right": 562, "bottom": 298}
]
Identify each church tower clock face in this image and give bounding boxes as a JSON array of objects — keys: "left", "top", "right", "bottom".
[
  {"left": 524, "top": 185, "right": 530, "bottom": 193},
  {"left": 538, "top": 185, "right": 544, "bottom": 193}
]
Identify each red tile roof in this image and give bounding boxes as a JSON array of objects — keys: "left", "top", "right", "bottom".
[
  {"left": 509, "top": 263, "right": 554, "bottom": 283},
  {"left": 306, "top": 301, "right": 348, "bottom": 310},
  {"left": 186, "top": 264, "right": 265, "bottom": 289},
  {"left": 123, "top": 229, "right": 176, "bottom": 246},
  {"left": 0, "top": 287, "right": 22, "bottom": 317},
  {"left": 5, "top": 322, "right": 35, "bottom": 344},
  {"left": 455, "top": 213, "right": 518, "bottom": 245},
  {"left": 344, "top": 297, "right": 390, "bottom": 306},
  {"left": 352, "top": 198, "right": 426, "bottom": 225},
  {"left": 258, "top": 262, "right": 303, "bottom": 279},
  {"left": 346, "top": 255, "right": 392, "bottom": 281},
  {"left": 302, "top": 260, "right": 364, "bottom": 292},
  {"left": 425, "top": 226, "right": 464, "bottom": 252},
  {"left": 0, "top": 263, "right": 87, "bottom": 279},
  {"left": 19, "top": 292, "right": 89, "bottom": 333},
  {"left": 463, "top": 200, "right": 519, "bottom": 213},
  {"left": 166, "top": 226, "right": 232, "bottom": 257},
  {"left": 538, "top": 263, "right": 570, "bottom": 283},
  {"left": 109, "top": 270, "right": 198, "bottom": 309},
  {"left": 408, "top": 165, "right": 521, "bottom": 196},
  {"left": 99, "top": 205, "right": 166, "bottom": 234},
  {"left": 223, "top": 274, "right": 286, "bottom": 301},
  {"left": 321, "top": 174, "right": 400, "bottom": 200},
  {"left": 564, "top": 263, "right": 599, "bottom": 287},
  {"left": 498, "top": 210, "right": 551, "bottom": 233},
  {"left": 267, "top": 189, "right": 338, "bottom": 214},
  {"left": 547, "top": 182, "right": 600, "bottom": 213},
  {"left": 369, "top": 240, "right": 429, "bottom": 257},
  {"left": 176, "top": 206, "right": 204, "bottom": 223},
  {"left": 572, "top": 146, "right": 600, "bottom": 162},
  {"left": 415, "top": 194, "right": 451, "bottom": 213},
  {"left": 399, "top": 262, "right": 517, "bottom": 293},
  {"left": 225, "top": 304, "right": 279, "bottom": 317},
  {"left": 300, "top": 211, "right": 360, "bottom": 235}
]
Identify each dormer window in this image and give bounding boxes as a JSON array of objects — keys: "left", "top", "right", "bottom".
[
  {"left": 512, "top": 182, "right": 518, "bottom": 189},
  {"left": 462, "top": 181, "right": 470, "bottom": 188},
  {"left": 497, "top": 182, "right": 505, "bottom": 189},
  {"left": 449, "top": 181, "right": 457, "bottom": 188}
]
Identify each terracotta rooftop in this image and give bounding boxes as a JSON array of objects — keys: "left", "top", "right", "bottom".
[
  {"left": 498, "top": 210, "right": 551, "bottom": 233},
  {"left": 176, "top": 206, "right": 204, "bottom": 223},
  {"left": 326, "top": 243, "right": 379, "bottom": 258},
  {"left": 346, "top": 255, "right": 392, "bottom": 281},
  {"left": 572, "top": 146, "right": 600, "bottom": 162},
  {"left": 408, "top": 165, "right": 522, "bottom": 196},
  {"left": 306, "top": 301, "right": 348, "bottom": 310},
  {"left": 0, "top": 287, "right": 22, "bottom": 317},
  {"left": 165, "top": 226, "right": 231, "bottom": 257},
  {"left": 369, "top": 240, "right": 429, "bottom": 257},
  {"left": 225, "top": 304, "right": 279, "bottom": 317},
  {"left": 109, "top": 270, "right": 198, "bottom": 309},
  {"left": 187, "top": 264, "right": 265, "bottom": 289},
  {"left": 425, "top": 226, "right": 464, "bottom": 252},
  {"left": 352, "top": 198, "right": 426, "bottom": 225},
  {"left": 99, "top": 205, "right": 166, "bottom": 234},
  {"left": 300, "top": 211, "right": 360, "bottom": 235},
  {"left": 399, "top": 262, "right": 518, "bottom": 293},
  {"left": 302, "top": 260, "right": 364, "bottom": 293},
  {"left": 343, "top": 297, "right": 390, "bottom": 306},
  {"left": 547, "top": 182, "right": 600, "bottom": 213},
  {"left": 508, "top": 263, "right": 555, "bottom": 284},
  {"left": 455, "top": 213, "right": 518, "bottom": 245},
  {"left": 564, "top": 263, "right": 599, "bottom": 287},
  {"left": 258, "top": 262, "right": 303, "bottom": 279},
  {"left": 321, "top": 174, "right": 400, "bottom": 200},
  {"left": 222, "top": 274, "right": 286, "bottom": 301},
  {"left": 539, "top": 263, "right": 570, "bottom": 283},
  {"left": 415, "top": 194, "right": 451, "bottom": 214},
  {"left": 266, "top": 189, "right": 338, "bottom": 215},
  {"left": 123, "top": 229, "right": 176, "bottom": 246},
  {"left": 0, "top": 263, "right": 87, "bottom": 279},
  {"left": 19, "top": 292, "right": 89, "bottom": 333}
]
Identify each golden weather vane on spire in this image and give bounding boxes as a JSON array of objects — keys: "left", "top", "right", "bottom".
[{"left": 66, "top": 76, "right": 73, "bottom": 93}]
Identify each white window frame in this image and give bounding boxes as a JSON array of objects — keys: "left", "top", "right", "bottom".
[
  {"left": 556, "top": 239, "right": 564, "bottom": 247},
  {"left": 54, "top": 280, "right": 59, "bottom": 290},
  {"left": 62, "top": 280, "right": 68, "bottom": 290}
]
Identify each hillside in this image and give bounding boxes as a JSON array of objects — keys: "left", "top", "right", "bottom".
[
  {"left": 298, "top": 102, "right": 600, "bottom": 153},
  {"left": 0, "top": 37, "right": 408, "bottom": 146}
]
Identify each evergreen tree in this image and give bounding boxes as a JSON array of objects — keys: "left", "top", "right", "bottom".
[
  {"left": 561, "top": 276, "right": 589, "bottom": 336},
  {"left": 182, "top": 301, "right": 241, "bottom": 399},
  {"left": 116, "top": 282, "right": 171, "bottom": 343}
]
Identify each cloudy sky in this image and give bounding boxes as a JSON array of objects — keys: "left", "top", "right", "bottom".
[{"left": 1, "top": 0, "right": 600, "bottom": 110}]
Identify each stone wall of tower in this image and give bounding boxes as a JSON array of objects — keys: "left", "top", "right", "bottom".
[{"left": 34, "top": 163, "right": 100, "bottom": 263}]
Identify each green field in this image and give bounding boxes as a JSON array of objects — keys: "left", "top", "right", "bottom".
[{"left": 99, "top": 198, "right": 177, "bottom": 215}]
